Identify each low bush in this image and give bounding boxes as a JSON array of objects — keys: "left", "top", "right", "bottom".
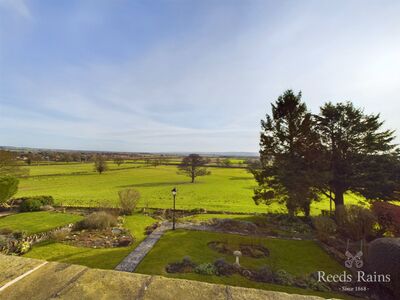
[
  {"left": 213, "top": 258, "right": 237, "bottom": 276},
  {"left": 19, "top": 196, "right": 54, "bottom": 212},
  {"left": 336, "top": 205, "right": 376, "bottom": 240},
  {"left": 118, "top": 188, "right": 140, "bottom": 215},
  {"left": 20, "top": 199, "right": 42, "bottom": 212},
  {"left": 194, "top": 263, "right": 217, "bottom": 275},
  {"left": 75, "top": 211, "right": 117, "bottom": 230},
  {"left": 371, "top": 201, "right": 400, "bottom": 236},
  {"left": 313, "top": 216, "right": 337, "bottom": 241},
  {"left": 51, "top": 228, "right": 70, "bottom": 241},
  {"left": 166, "top": 256, "right": 197, "bottom": 273},
  {"left": 273, "top": 269, "right": 295, "bottom": 286},
  {"left": 247, "top": 266, "right": 273, "bottom": 282}
]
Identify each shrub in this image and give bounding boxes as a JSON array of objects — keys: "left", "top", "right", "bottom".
[
  {"left": 0, "top": 176, "right": 19, "bottom": 204},
  {"left": 336, "top": 205, "right": 376, "bottom": 240},
  {"left": 118, "top": 188, "right": 140, "bottom": 215},
  {"left": 51, "top": 228, "right": 69, "bottom": 241},
  {"left": 371, "top": 201, "right": 400, "bottom": 236},
  {"left": 194, "top": 263, "right": 217, "bottom": 275},
  {"left": 18, "top": 196, "right": 54, "bottom": 212},
  {"left": 166, "top": 257, "right": 197, "bottom": 273},
  {"left": 251, "top": 266, "right": 274, "bottom": 282},
  {"left": 20, "top": 199, "right": 42, "bottom": 212},
  {"left": 75, "top": 211, "right": 117, "bottom": 230},
  {"left": 273, "top": 269, "right": 294, "bottom": 286},
  {"left": 19, "top": 241, "right": 31, "bottom": 254},
  {"left": 313, "top": 216, "right": 337, "bottom": 241},
  {"left": 36, "top": 196, "right": 54, "bottom": 206},
  {"left": 213, "top": 258, "right": 237, "bottom": 276}
]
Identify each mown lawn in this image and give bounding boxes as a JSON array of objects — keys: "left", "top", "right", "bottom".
[
  {"left": 24, "top": 213, "right": 156, "bottom": 269},
  {"left": 179, "top": 213, "right": 266, "bottom": 223},
  {"left": 0, "top": 212, "right": 83, "bottom": 234},
  {"left": 135, "top": 229, "right": 350, "bottom": 299},
  {"left": 17, "top": 164, "right": 366, "bottom": 214}
]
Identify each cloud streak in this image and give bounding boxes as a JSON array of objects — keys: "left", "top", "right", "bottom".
[{"left": 1, "top": 1, "right": 400, "bottom": 152}]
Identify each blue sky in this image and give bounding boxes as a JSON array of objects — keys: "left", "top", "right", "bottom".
[{"left": 1, "top": 0, "right": 400, "bottom": 152}]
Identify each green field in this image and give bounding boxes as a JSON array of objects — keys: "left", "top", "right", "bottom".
[
  {"left": 135, "top": 229, "right": 349, "bottom": 299},
  {"left": 24, "top": 213, "right": 156, "bottom": 269},
  {"left": 0, "top": 212, "right": 83, "bottom": 234},
  {"left": 16, "top": 163, "right": 366, "bottom": 214}
]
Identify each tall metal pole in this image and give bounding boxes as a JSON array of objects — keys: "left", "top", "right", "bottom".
[{"left": 172, "top": 193, "right": 176, "bottom": 230}]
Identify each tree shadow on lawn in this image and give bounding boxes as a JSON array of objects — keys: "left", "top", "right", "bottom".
[
  {"left": 229, "top": 176, "right": 254, "bottom": 181},
  {"left": 117, "top": 181, "right": 201, "bottom": 188}
]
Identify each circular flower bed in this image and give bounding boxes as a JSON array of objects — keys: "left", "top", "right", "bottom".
[{"left": 208, "top": 241, "right": 269, "bottom": 258}]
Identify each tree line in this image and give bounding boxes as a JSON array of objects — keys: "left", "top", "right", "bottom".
[{"left": 252, "top": 90, "right": 400, "bottom": 216}]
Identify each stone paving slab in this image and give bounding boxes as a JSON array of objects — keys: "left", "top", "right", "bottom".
[
  {"left": 229, "top": 285, "right": 324, "bottom": 300},
  {"left": 0, "top": 255, "right": 43, "bottom": 287},
  {"left": 59, "top": 269, "right": 151, "bottom": 300},
  {"left": 0, "top": 254, "right": 331, "bottom": 300},
  {"left": 144, "top": 275, "right": 227, "bottom": 300},
  {"left": 0, "top": 261, "right": 88, "bottom": 299}
]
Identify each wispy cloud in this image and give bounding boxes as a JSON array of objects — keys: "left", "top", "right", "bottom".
[
  {"left": 0, "top": 1, "right": 400, "bottom": 152},
  {"left": 0, "top": 0, "right": 31, "bottom": 19}
]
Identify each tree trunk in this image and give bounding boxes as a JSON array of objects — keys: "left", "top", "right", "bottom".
[
  {"left": 334, "top": 186, "right": 345, "bottom": 217},
  {"left": 191, "top": 173, "right": 195, "bottom": 183},
  {"left": 303, "top": 204, "right": 310, "bottom": 217}
]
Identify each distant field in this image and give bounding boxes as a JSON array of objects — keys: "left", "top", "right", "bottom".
[{"left": 16, "top": 163, "right": 366, "bottom": 214}]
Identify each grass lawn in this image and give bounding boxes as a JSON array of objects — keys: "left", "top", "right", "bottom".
[
  {"left": 17, "top": 164, "right": 366, "bottom": 214},
  {"left": 179, "top": 213, "right": 266, "bottom": 223},
  {"left": 0, "top": 212, "right": 83, "bottom": 234},
  {"left": 23, "top": 213, "right": 156, "bottom": 269},
  {"left": 135, "top": 229, "right": 351, "bottom": 299}
]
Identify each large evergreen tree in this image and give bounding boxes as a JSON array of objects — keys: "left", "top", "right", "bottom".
[
  {"left": 253, "top": 90, "right": 322, "bottom": 216},
  {"left": 316, "top": 102, "right": 400, "bottom": 212}
]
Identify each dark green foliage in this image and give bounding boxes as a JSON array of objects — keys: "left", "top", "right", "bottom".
[
  {"left": 254, "top": 90, "right": 322, "bottom": 216},
  {"left": 177, "top": 154, "right": 210, "bottom": 183},
  {"left": 20, "top": 199, "right": 42, "bottom": 212},
  {"left": 255, "top": 91, "right": 400, "bottom": 217},
  {"left": 194, "top": 262, "right": 217, "bottom": 275},
  {"left": 166, "top": 256, "right": 197, "bottom": 273},
  {"left": 316, "top": 102, "right": 400, "bottom": 212},
  {"left": 213, "top": 258, "right": 237, "bottom": 276},
  {"left": 18, "top": 195, "right": 54, "bottom": 212},
  {"left": 0, "top": 176, "right": 19, "bottom": 204}
]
